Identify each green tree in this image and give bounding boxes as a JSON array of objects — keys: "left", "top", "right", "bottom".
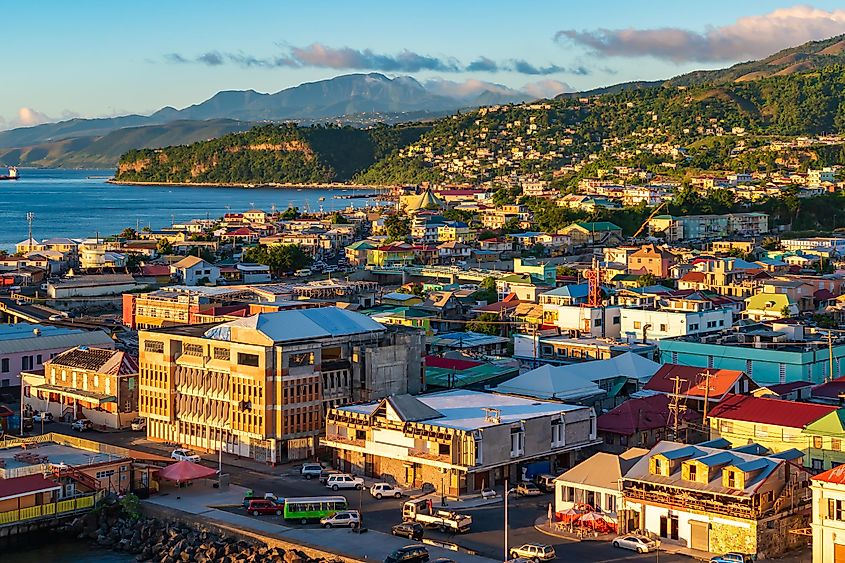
[
  {"left": 637, "top": 273, "right": 659, "bottom": 287},
  {"left": 556, "top": 265, "right": 579, "bottom": 278},
  {"left": 329, "top": 212, "right": 350, "bottom": 224},
  {"left": 473, "top": 277, "right": 498, "bottom": 304},
  {"left": 156, "top": 238, "right": 173, "bottom": 255},
  {"left": 466, "top": 313, "right": 500, "bottom": 336},
  {"left": 384, "top": 215, "right": 411, "bottom": 241},
  {"left": 281, "top": 206, "right": 300, "bottom": 220},
  {"left": 119, "top": 227, "right": 137, "bottom": 239},
  {"left": 243, "top": 244, "right": 312, "bottom": 275}
]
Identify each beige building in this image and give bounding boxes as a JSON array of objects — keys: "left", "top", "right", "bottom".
[
  {"left": 138, "top": 307, "right": 424, "bottom": 463},
  {"left": 812, "top": 464, "right": 845, "bottom": 563}
]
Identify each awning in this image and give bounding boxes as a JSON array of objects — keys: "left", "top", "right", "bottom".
[
  {"left": 158, "top": 461, "right": 218, "bottom": 483},
  {"left": 34, "top": 384, "right": 116, "bottom": 404}
]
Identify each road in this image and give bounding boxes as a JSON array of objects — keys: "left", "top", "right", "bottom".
[{"left": 34, "top": 423, "right": 692, "bottom": 563}]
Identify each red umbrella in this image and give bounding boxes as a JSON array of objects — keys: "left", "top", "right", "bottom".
[{"left": 158, "top": 460, "right": 217, "bottom": 484}]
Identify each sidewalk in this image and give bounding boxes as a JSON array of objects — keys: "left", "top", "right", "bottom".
[{"left": 144, "top": 484, "right": 499, "bottom": 563}]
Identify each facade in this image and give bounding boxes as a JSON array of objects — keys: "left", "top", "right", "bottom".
[
  {"left": 122, "top": 286, "right": 254, "bottom": 329},
  {"left": 622, "top": 441, "right": 811, "bottom": 558},
  {"left": 803, "top": 410, "right": 845, "bottom": 472},
  {"left": 560, "top": 222, "right": 623, "bottom": 246},
  {"left": 555, "top": 449, "right": 648, "bottom": 516},
  {"left": 323, "top": 390, "right": 599, "bottom": 496},
  {"left": 650, "top": 213, "right": 768, "bottom": 242},
  {"left": 0, "top": 323, "right": 115, "bottom": 387},
  {"left": 619, "top": 304, "right": 733, "bottom": 342},
  {"left": 598, "top": 395, "right": 696, "bottom": 453},
  {"left": 138, "top": 307, "right": 424, "bottom": 463},
  {"left": 811, "top": 464, "right": 845, "bottom": 563},
  {"left": 171, "top": 256, "right": 221, "bottom": 286},
  {"left": 22, "top": 347, "right": 138, "bottom": 429},
  {"left": 627, "top": 244, "right": 678, "bottom": 278}
]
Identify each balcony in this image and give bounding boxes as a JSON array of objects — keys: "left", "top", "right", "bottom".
[
  {"left": 324, "top": 433, "right": 365, "bottom": 448},
  {"left": 0, "top": 491, "right": 103, "bottom": 527},
  {"left": 408, "top": 447, "right": 452, "bottom": 464}
]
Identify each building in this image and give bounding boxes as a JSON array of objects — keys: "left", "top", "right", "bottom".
[
  {"left": 619, "top": 299, "right": 733, "bottom": 342},
  {"left": 803, "top": 410, "right": 845, "bottom": 472},
  {"left": 48, "top": 274, "right": 142, "bottom": 298},
  {"left": 0, "top": 323, "right": 115, "bottom": 387},
  {"left": 707, "top": 394, "right": 836, "bottom": 467},
  {"left": 782, "top": 237, "right": 845, "bottom": 255},
  {"left": 171, "top": 256, "right": 220, "bottom": 286},
  {"left": 138, "top": 307, "right": 424, "bottom": 463},
  {"left": 622, "top": 440, "right": 811, "bottom": 558},
  {"left": 643, "top": 364, "right": 756, "bottom": 413},
  {"left": 811, "top": 464, "right": 845, "bottom": 563},
  {"left": 122, "top": 286, "right": 254, "bottom": 330},
  {"left": 22, "top": 347, "right": 138, "bottom": 429},
  {"left": 598, "top": 395, "right": 697, "bottom": 454},
  {"left": 560, "top": 222, "right": 623, "bottom": 246},
  {"left": 649, "top": 213, "right": 768, "bottom": 242},
  {"left": 554, "top": 449, "right": 648, "bottom": 516},
  {"left": 323, "top": 389, "right": 599, "bottom": 496},
  {"left": 512, "top": 334, "right": 656, "bottom": 366},
  {"left": 660, "top": 323, "right": 845, "bottom": 385},
  {"left": 627, "top": 244, "right": 678, "bottom": 278}
]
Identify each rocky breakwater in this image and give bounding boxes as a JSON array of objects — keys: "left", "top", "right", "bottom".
[{"left": 63, "top": 498, "right": 340, "bottom": 563}]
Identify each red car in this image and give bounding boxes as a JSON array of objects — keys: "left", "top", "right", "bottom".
[{"left": 247, "top": 499, "right": 282, "bottom": 516}]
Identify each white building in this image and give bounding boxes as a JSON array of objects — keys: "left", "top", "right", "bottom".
[
  {"left": 171, "top": 256, "right": 220, "bottom": 286},
  {"left": 619, "top": 305, "right": 732, "bottom": 342},
  {"left": 540, "top": 304, "right": 622, "bottom": 338},
  {"left": 555, "top": 449, "right": 648, "bottom": 516},
  {"left": 812, "top": 464, "right": 845, "bottom": 563},
  {"left": 782, "top": 237, "right": 845, "bottom": 256}
]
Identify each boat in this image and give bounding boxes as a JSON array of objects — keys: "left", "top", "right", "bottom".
[
  {"left": 0, "top": 166, "right": 19, "bottom": 181},
  {"left": 318, "top": 197, "right": 325, "bottom": 201}
]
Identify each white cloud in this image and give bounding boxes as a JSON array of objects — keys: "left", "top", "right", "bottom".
[
  {"left": 521, "top": 79, "right": 572, "bottom": 99},
  {"left": 424, "top": 78, "right": 523, "bottom": 100},
  {"left": 17, "top": 107, "right": 53, "bottom": 126},
  {"left": 556, "top": 5, "right": 845, "bottom": 62}
]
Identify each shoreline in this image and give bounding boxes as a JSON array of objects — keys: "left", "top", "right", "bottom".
[{"left": 107, "top": 179, "right": 397, "bottom": 189}]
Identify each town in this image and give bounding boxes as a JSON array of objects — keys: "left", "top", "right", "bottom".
[{"left": 3, "top": 163, "right": 845, "bottom": 563}]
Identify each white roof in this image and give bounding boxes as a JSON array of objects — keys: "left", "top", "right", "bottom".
[
  {"left": 205, "top": 306, "right": 385, "bottom": 343},
  {"left": 340, "top": 389, "right": 584, "bottom": 431},
  {"left": 494, "top": 352, "right": 660, "bottom": 400}
]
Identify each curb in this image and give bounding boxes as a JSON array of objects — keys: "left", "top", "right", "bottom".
[{"left": 532, "top": 523, "right": 581, "bottom": 542}]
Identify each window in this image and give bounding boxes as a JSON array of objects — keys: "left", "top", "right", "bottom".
[
  {"left": 289, "top": 352, "right": 314, "bottom": 367},
  {"left": 756, "top": 425, "right": 768, "bottom": 438},
  {"left": 814, "top": 436, "right": 824, "bottom": 449},
  {"left": 144, "top": 341, "right": 164, "bottom": 353},
  {"left": 813, "top": 459, "right": 824, "bottom": 470},
  {"left": 1, "top": 358, "right": 8, "bottom": 373},
  {"left": 213, "top": 347, "right": 230, "bottom": 361},
  {"left": 726, "top": 470, "right": 737, "bottom": 488},
  {"left": 689, "top": 323, "right": 699, "bottom": 331},
  {"left": 510, "top": 425, "right": 525, "bottom": 458},
  {"left": 671, "top": 352, "right": 678, "bottom": 364},
  {"left": 183, "top": 343, "right": 203, "bottom": 357},
  {"left": 594, "top": 318, "right": 602, "bottom": 327},
  {"left": 22, "top": 356, "right": 32, "bottom": 371},
  {"left": 659, "top": 324, "right": 667, "bottom": 332},
  {"left": 633, "top": 321, "right": 642, "bottom": 330},
  {"left": 707, "top": 355, "right": 714, "bottom": 368},
  {"left": 720, "top": 420, "right": 733, "bottom": 434},
  {"left": 613, "top": 316, "right": 620, "bottom": 325},
  {"left": 237, "top": 353, "right": 260, "bottom": 367},
  {"left": 551, "top": 417, "right": 565, "bottom": 447},
  {"left": 833, "top": 438, "right": 842, "bottom": 452},
  {"left": 473, "top": 430, "right": 483, "bottom": 465},
  {"left": 829, "top": 499, "right": 845, "bottom": 521},
  {"left": 687, "top": 464, "right": 697, "bottom": 481}
]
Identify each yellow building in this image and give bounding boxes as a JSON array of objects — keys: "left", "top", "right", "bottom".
[
  {"left": 708, "top": 394, "right": 837, "bottom": 465},
  {"left": 138, "top": 307, "right": 424, "bottom": 463}
]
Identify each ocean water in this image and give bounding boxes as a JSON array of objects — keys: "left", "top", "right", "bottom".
[
  {"left": 0, "top": 168, "right": 380, "bottom": 251},
  {"left": 1, "top": 534, "right": 134, "bottom": 562}
]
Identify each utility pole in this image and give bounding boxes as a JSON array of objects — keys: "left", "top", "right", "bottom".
[
  {"left": 667, "top": 375, "right": 687, "bottom": 442},
  {"left": 828, "top": 331, "right": 835, "bottom": 382},
  {"left": 699, "top": 370, "right": 716, "bottom": 423},
  {"left": 26, "top": 211, "right": 35, "bottom": 252}
]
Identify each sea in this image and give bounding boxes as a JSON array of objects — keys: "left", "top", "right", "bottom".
[
  {"left": 0, "top": 168, "right": 382, "bottom": 251},
  {"left": 1, "top": 534, "right": 134, "bottom": 562}
]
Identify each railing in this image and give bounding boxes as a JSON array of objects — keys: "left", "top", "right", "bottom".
[
  {"left": 323, "top": 433, "right": 365, "bottom": 448},
  {"left": 0, "top": 492, "right": 98, "bottom": 526},
  {"left": 408, "top": 447, "right": 452, "bottom": 464}
]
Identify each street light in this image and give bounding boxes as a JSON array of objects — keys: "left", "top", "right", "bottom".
[{"left": 503, "top": 479, "right": 517, "bottom": 561}]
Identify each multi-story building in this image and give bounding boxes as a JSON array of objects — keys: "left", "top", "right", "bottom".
[
  {"left": 122, "top": 286, "right": 255, "bottom": 330},
  {"left": 0, "top": 323, "right": 115, "bottom": 387},
  {"left": 138, "top": 307, "right": 424, "bottom": 463},
  {"left": 659, "top": 324, "right": 845, "bottom": 385},
  {"left": 627, "top": 244, "right": 678, "bottom": 278},
  {"left": 650, "top": 213, "right": 769, "bottom": 242},
  {"left": 560, "top": 221, "right": 623, "bottom": 246},
  {"left": 22, "top": 347, "right": 138, "bottom": 429},
  {"left": 323, "top": 389, "right": 599, "bottom": 496},
  {"left": 618, "top": 298, "right": 733, "bottom": 342},
  {"left": 622, "top": 440, "right": 811, "bottom": 558},
  {"left": 781, "top": 237, "right": 845, "bottom": 255},
  {"left": 811, "top": 464, "right": 845, "bottom": 563}
]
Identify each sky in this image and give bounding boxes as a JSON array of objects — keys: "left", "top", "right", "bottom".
[{"left": 4, "top": 1, "right": 845, "bottom": 130}]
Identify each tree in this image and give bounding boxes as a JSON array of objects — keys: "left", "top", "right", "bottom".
[
  {"left": 467, "top": 313, "right": 501, "bottom": 336},
  {"left": 281, "top": 206, "right": 300, "bottom": 220},
  {"left": 329, "top": 212, "right": 350, "bottom": 224},
  {"left": 637, "top": 273, "right": 659, "bottom": 287},
  {"left": 156, "top": 238, "right": 173, "bottom": 255},
  {"left": 781, "top": 305, "right": 792, "bottom": 318},
  {"left": 243, "top": 244, "right": 312, "bottom": 275},
  {"left": 398, "top": 283, "right": 424, "bottom": 297},
  {"left": 384, "top": 215, "right": 411, "bottom": 241},
  {"left": 556, "top": 265, "right": 579, "bottom": 278},
  {"left": 473, "top": 277, "right": 498, "bottom": 304},
  {"left": 119, "top": 227, "right": 137, "bottom": 239}
]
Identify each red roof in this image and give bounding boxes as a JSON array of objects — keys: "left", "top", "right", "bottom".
[
  {"left": 679, "top": 272, "right": 706, "bottom": 283},
  {"left": 424, "top": 355, "right": 482, "bottom": 371},
  {"left": 225, "top": 227, "right": 258, "bottom": 236},
  {"left": 707, "top": 394, "right": 838, "bottom": 428},
  {"left": 644, "top": 364, "right": 747, "bottom": 399},
  {"left": 812, "top": 376, "right": 845, "bottom": 401},
  {"left": 0, "top": 474, "right": 61, "bottom": 500},
  {"left": 598, "top": 394, "right": 697, "bottom": 435},
  {"left": 141, "top": 264, "right": 172, "bottom": 277},
  {"left": 813, "top": 464, "right": 845, "bottom": 484},
  {"left": 158, "top": 460, "right": 218, "bottom": 482}
]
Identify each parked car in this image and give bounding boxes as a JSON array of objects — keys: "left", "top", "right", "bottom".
[
  {"left": 325, "top": 473, "right": 364, "bottom": 490},
  {"left": 320, "top": 510, "right": 360, "bottom": 528},
  {"left": 130, "top": 417, "right": 146, "bottom": 431},
  {"left": 612, "top": 534, "right": 660, "bottom": 553},
  {"left": 71, "top": 419, "right": 93, "bottom": 431},
  {"left": 301, "top": 463, "right": 323, "bottom": 479},
  {"left": 516, "top": 483, "right": 542, "bottom": 496},
  {"left": 509, "top": 544, "right": 555, "bottom": 561},
  {"left": 534, "top": 474, "right": 556, "bottom": 493},
  {"left": 391, "top": 522, "right": 424, "bottom": 541},
  {"left": 480, "top": 488, "right": 498, "bottom": 499},
  {"left": 246, "top": 498, "right": 282, "bottom": 516},
  {"left": 170, "top": 448, "right": 201, "bottom": 462},
  {"left": 710, "top": 554, "right": 754, "bottom": 563},
  {"left": 32, "top": 411, "right": 53, "bottom": 423},
  {"left": 370, "top": 482, "right": 402, "bottom": 499},
  {"left": 48, "top": 314, "right": 65, "bottom": 321},
  {"left": 323, "top": 265, "right": 338, "bottom": 273},
  {"left": 294, "top": 268, "right": 312, "bottom": 277},
  {"left": 384, "top": 544, "right": 429, "bottom": 563},
  {"left": 319, "top": 468, "right": 341, "bottom": 484},
  {"left": 430, "top": 559, "right": 456, "bottom": 563}
]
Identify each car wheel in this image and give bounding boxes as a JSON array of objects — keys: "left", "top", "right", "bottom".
[
  {"left": 301, "top": 518, "right": 308, "bottom": 525},
  {"left": 440, "top": 525, "right": 447, "bottom": 533},
  {"left": 612, "top": 542, "right": 619, "bottom": 548},
  {"left": 394, "top": 492, "right": 402, "bottom": 498},
  {"left": 510, "top": 551, "right": 518, "bottom": 559},
  {"left": 332, "top": 485, "right": 339, "bottom": 491},
  {"left": 323, "top": 523, "right": 331, "bottom": 528},
  {"left": 275, "top": 510, "right": 281, "bottom": 516},
  {"left": 252, "top": 511, "right": 259, "bottom": 516},
  {"left": 355, "top": 484, "right": 362, "bottom": 490},
  {"left": 376, "top": 493, "right": 382, "bottom": 499},
  {"left": 306, "top": 474, "right": 312, "bottom": 480}
]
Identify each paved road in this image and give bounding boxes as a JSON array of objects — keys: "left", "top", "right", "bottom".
[{"left": 33, "top": 425, "right": 693, "bottom": 563}]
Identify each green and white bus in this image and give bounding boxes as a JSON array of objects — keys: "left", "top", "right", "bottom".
[{"left": 283, "top": 496, "right": 348, "bottom": 524}]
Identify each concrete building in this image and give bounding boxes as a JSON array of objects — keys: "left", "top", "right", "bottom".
[
  {"left": 22, "top": 347, "right": 138, "bottom": 428},
  {"left": 619, "top": 300, "right": 733, "bottom": 342},
  {"left": 622, "top": 441, "right": 811, "bottom": 558},
  {"left": 0, "top": 323, "right": 114, "bottom": 387},
  {"left": 811, "top": 464, "right": 845, "bottom": 563},
  {"left": 138, "top": 307, "right": 424, "bottom": 463},
  {"left": 122, "top": 286, "right": 255, "bottom": 330},
  {"left": 555, "top": 449, "right": 648, "bottom": 516},
  {"left": 650, "top": 213, "right": 769, "bottom": 242},
  {"left": 48, "top": 274, "right": 142, "bottom": 298},
  {"left": 171, "top": 256, "right": 220, "bottom": 286},
  {"left": 627, "top": 244, "right": 678, "bottom": 278},
  {"left": 323, "top": 389, "right": 599, "bottom": 496}
]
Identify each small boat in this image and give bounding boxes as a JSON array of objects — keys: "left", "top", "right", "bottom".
[
  {"left": 318, "top": 197, "right": 325, "bottom": 201},
  {"left": 0, "top": 166, "right": 19, "bottom": 181}
]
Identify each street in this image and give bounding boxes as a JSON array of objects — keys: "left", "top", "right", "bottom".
[{"left": 33, "top": 423, "right": 692, "bottom": 563}]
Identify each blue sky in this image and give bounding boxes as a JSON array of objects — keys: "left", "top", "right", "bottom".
[{"left": 4, "top": 1, "right": 845, "bottom": 129}]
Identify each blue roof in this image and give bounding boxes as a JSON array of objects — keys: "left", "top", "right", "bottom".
[
  {"left": 731, "top": 443, "right": 770, "bottom": 455},
  {"left": 769, "top": 448, "right": 805, "bottom": 461},
  {"left": 542, "top": 284, "right": 590, "bottom": 298},
  {"left": 510, "top": 231, "right": 544, "bottom": 238},
  {"left": 205, "top": 307, "right": 385, "bottom": 343},
  {"left": 662, "top": 445, "right": 701, "bottom": 460},
  {"left": 697, "top": 438, "right": 731, "bottom": 449},
  {"left": 733, "top": 458, "right": 770, "bottom": 473},
  {"left": 695, "top": 451, "right": 734, "bottom": 467},
  {"left": 0, "top": 323, "right": 78, "bottom": 340}
]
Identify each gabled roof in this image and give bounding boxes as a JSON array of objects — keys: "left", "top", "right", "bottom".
[
  {"left": 813, "top": 463, "right": 845, "bottom": 485},
  {"left": 50, "top": 347, "right": 138, "bottom": 375},
  {"left": 598, "top": 394, "right": 696, "bottom": 436},
  {"left": 382, "top": 395, "right": 444, "bottom": 422},
  {"left": 0, "top": 474, "right": 61, "bottom": 501},
  {"left": 172, "top": 255, "right": 210, "bottom": 269},
  {"left": 555, "top": 449, "right": 648, "bottom": 491},
  {"left": 541, "top": 284, "right": 589, "bottom": 299},
  {"left": 802, "top": 409, "right": 845, "bottom": 437},
  {"left": 644, "top": 364, "right": 747, "bottom": 400},
  {"left": 574, "top": 221, "right": 621, "bottom": 232},
  {"left": 708, "top": 394, "right": 838, "bottom": 428}
]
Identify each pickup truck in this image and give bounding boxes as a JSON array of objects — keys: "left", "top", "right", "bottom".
[{"left": 402, "top": 499, "right": 472, "bottom": 533}]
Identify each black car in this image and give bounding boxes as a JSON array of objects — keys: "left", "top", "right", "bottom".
[
  {"left": 385, "top": 545, "right": 429, "bottom": 563},
  {"left": 391, "top": 522, "right": 424, "bottom": 541}
]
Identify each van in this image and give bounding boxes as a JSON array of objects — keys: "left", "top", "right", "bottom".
[
  {"left": 294, "top": 269, "right": 312, "bottom": 277},
  {"left": 535, "top": 474, "right": 556, "bottom": 493},
  {"left": 301, "top": 463, "right": 323, "bottom": 479}
]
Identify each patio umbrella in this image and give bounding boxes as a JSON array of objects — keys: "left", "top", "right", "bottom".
[
  {"left": 158, "top": 460, "right": 217, "bottom": 484},
  {"left": 579, "top": 511, "right": 602, "bottom": 529}
]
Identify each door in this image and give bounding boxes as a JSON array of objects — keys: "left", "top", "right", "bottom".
[
  {"left": 689, "top": 520, "right": 709, "bottom": 551},
  {"left": 659, "top": 516, "right": 668, "bottom": 538},
  {"left": 836, "top": 543, "right": 845, "bottom": 563},
  {"left": 669, "top": 515, "right": 679, "bottom": 540}
]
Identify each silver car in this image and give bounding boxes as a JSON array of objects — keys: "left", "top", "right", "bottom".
[{"left": 612, "top": 534, "right": 660, "bottom": 553}]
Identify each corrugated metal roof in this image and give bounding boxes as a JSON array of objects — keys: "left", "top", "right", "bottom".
[{"left": 0, "top": 330, "right": 114, "bottom": 356}]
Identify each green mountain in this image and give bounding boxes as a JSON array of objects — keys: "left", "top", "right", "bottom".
[{"left": 115, "top": 123, "right": 430, "bottom": 184}]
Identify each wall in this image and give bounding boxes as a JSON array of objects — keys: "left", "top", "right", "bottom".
[{"left": 620, "top": 308, "right": 731, "bottom": 341}]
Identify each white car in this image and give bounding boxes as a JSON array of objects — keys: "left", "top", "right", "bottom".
[
  {"left": 301, "top": 463, "right": 324, "bottom": 479},
  {"left": 33, "top": 411, "right": 53, "bottom": 423},
  {"left": 370, "top": 482, "right": 402, "bottom": 499},
  {"left": 130, "top": 417, "right": 146, "bottom": 431},
  {"left": 481, "top": 487, "right": 498, "bottom": 499},
  {"left": 325, "top": 473, "right": 364, "bottom": 490},
  {"left": 320, "top": 509, "right": 360, "bottom": 528},
  {"left": 170, "top": 448, "right": 201, "bottom": 462},
  {"left": 509, "top": 544, "right": 555, "bottom": 561},
  {"left": 612, "top": 534, "right": 660, "bottom": 553}
]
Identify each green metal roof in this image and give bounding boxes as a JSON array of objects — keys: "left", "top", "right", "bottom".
[
  {"left": 574, "top": 221, "right": 622, "bottom": 232},
  {"left": 803, "top": 409, "right": 845, "bottom": 437},
  {"left": 425, "top": 362, "right": 519, "bottom": 389}
]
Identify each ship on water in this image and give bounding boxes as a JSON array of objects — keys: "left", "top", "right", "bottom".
[{"left": 0, "top": 166, "right": 19, "bottom": 180}]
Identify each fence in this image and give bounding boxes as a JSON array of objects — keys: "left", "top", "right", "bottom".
[{"left": 0, "top": 491, "right": 101, "bottom": 526}]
